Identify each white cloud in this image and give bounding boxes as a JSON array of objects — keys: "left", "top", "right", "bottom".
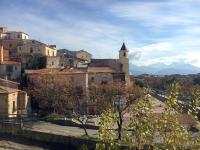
[{"left": 109, "top": 0, "right": 200, "bottom": 27}]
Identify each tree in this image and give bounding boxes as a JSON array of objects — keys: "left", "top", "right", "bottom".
[
  {"left": 89, "top": 82, "right": 143, "bottom": 140},
  {"left": 155, "top": 81, "right": 190, "bottom": 149},
  {"left": 27, "top": 74, "right": 90, "bottom": 135},
  {"left": 188, "top": 85, "right": 200, "bottom": 120},
  {"left": 96, "top": 109, "right": 117, "bottom": 150},
  {"left": 126, "top": 94, "right": 154, "bottom": 149},
  {"left": 27, "top": 74, "right": 73, "bottom": 114},
  {"left": 96, "top": 81, "right": 199, "bottom": 149}
]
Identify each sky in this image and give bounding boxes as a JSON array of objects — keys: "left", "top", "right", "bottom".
[{"left": 0, "top": 0, "right": 200, "bottom": 67}]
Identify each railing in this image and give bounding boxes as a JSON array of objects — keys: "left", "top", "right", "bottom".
[{"left": 0, "top": 113, "right": 38, "bottom": 129}]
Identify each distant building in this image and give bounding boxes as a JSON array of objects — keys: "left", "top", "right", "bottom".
[
  {"left": 17, "top": 40, "right": 58, "bottom": 69},
  {"left": 0, "top": 27, "right": 58, "bottom": 70},
  {"left": 17, "top": 40, "right": 57, "bottom": 56},
  {"left": 90, "top": 42, "right": 130, "bottom": 85},
  {"left": 0, "top": 79, "right": 29, "bottom": 117},
  {"left": 25, "top": 66, "right": 125, "bottom": 114},
  {"left": 0, "top": 27, "right": 29, "bottom": 40},
  {"left": 0, "top": 42, "right": 21, "bottom": 81},
  {"left": 58, "top": 49, "right": 92, "bottom": 68}
]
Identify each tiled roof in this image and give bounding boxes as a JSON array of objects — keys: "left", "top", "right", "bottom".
[
  {"left": 88, "top": 67, "right": 115, "bottom": 73},
  {"left": 1, "top": 61, "right": 21, "bottom": 65},
  {"left": 0, "top": 85, "right": 19, "bottom": 93},
  {"left": 25, "top": 67, "right": 116, "bottom": 74}
]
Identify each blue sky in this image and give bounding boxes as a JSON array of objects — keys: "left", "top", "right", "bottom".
[{"left": 1, "top": 0, "right": 200, "bottom": 67}]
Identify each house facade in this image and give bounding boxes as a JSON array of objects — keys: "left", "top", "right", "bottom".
[
  {"left": 0, "top": 42, "right": 21, "bottom": 81},
  {"left": 0, "top": 79, "right": 29, "bottom": 117}
]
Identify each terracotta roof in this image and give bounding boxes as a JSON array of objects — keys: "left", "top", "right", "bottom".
[
  {"left": 25, "top": 68, "right": 87, "bottom": 74},
  {"left": 25, "top": 67, "right": 116, "bottom": 74},
  {"left": 0, "top": 78, "right": 19, "bottom": 85},
  {"left": 0, "top": 85, "right": 19, "bottom": 93},
  {"left": 88, "top": 67, "right": 115, "bottom": 73},
  {"left": 1, "top": 61, "right": 21, "bottom": 65}
]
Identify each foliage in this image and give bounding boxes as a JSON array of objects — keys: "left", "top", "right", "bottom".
[
  {"left": 125, "top": 95, "right": 154, "bottom": 149},
  {"left": 189, "top": 85, "right": 200, "bottom": 119},
  {"left": 89, "top": 82, "right": 143, "bottom": 140},
  {"left": 96, "top": 81, "right": 200, "bottom": 149},
  {"left": 96, "top": 109, "right": 118, "bottom": 150}
]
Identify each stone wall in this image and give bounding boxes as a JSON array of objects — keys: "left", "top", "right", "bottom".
[{"left": 0, "top": 122, "right": 97, "bottom": 150}]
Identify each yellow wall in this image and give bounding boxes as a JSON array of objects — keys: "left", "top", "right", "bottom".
[{"left": 18, "top": 41, "right": 57, "bottom": 56}]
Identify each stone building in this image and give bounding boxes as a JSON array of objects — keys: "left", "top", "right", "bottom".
[
  {"left": 39, "top": 56, "right": 60, "bottom": 68},
  {"left": 0, "top": 79, "right": 29, "bottom": 117},
  {"left": 0, "top": 27, "right": 58, "bottom": 70},
  {"left": 90, "top": 42, "right": 130, "bottom": 85},
  {"left": 0, "top": 43, "right": 21, "bottom": 82},
  {"left": 0, "top": 27, "right": 29, "bottom": 40},
  {"left": 58, "top": 49, "right": 92, "bottom": 68},
  {"left": 25, "top": 66, "right": 126, "bottom": 114},
  {"left": 17, "top": 40, "right": 58, "bottom": 70}
]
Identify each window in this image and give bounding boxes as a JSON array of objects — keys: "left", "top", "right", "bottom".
[
  {"left": 12, "top": 101, "right": 16, "bottom": 113},
  {"left": 6, "top": 65, "right": 13, "bottom": 72},
  {"left": 52, "top": 61, "right": 54, "bottom": 65},
  {"left": 30, "top": 47, "right": 33, "bottom": 53},
  {"left": 91, "top": 77, "right": 95, "bottom": 82},
  {"left": 9, "top": 44, "right": 12, "bottom": 48},
  {"left": 101, "top": 80, "right": 107, "bottom": 84},
  {"left": 123, "top": 52, "right": 126, "bottom": 57},
  {"left": 17, "top": 34, "right": 20, "bottom": 38}
]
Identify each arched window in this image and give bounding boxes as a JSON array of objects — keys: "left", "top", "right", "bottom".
[{"left": 123, "top": 52, "right": 126, "bottom": 57}]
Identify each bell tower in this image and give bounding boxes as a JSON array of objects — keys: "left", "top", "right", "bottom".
[{"left": 119, "top": 42, "right": 130, "bottom": 85}]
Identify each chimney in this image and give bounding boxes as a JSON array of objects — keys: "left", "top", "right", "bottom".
[{"left": 0, "top": 44, "right": 3, "bottom": 63}]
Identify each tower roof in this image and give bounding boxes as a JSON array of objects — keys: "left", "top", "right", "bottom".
[{"left": 120, "top": 42, "right": 128, "bottom": 51}]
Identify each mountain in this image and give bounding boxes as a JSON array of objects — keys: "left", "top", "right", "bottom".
[{"left": 130, "top": 62, "right": 200, "bottom": 75}]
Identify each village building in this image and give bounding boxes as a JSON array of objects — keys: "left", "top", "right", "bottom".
[
  {"left": 17, "top": 40, "right": 58, "bottom": 69},
  {"left": 0, "top": 27, "right": 29, "bottom": 40},
  {"left": 89, "top": 42, "right": 130, "bottom": 85},
  {"left": 25, "top": 66, "right": 126, "bottom": 114},
  {"left": 0, "top": 42, "right": 21, "bottom": 82},
  {"left": 58, "top": 49, "right": 92, "bottom": 68},
  {"left": 0, "top": 78, "right": 29, "bottom": 117},
  {"left": 0, "top": 27, "right": 58, "bottom": 70}
]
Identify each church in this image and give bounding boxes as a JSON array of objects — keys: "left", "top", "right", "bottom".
[{"left": 89, "top": 42, "right": 130, "bottom": 85}]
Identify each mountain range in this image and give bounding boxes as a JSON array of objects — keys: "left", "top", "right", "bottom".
[{"left": 130, "top": 62, "right": 200, "bottom": 76}]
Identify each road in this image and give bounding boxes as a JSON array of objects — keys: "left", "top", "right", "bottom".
[{"left": 27, "top": 121, "right": 99, "bottom": 138}]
